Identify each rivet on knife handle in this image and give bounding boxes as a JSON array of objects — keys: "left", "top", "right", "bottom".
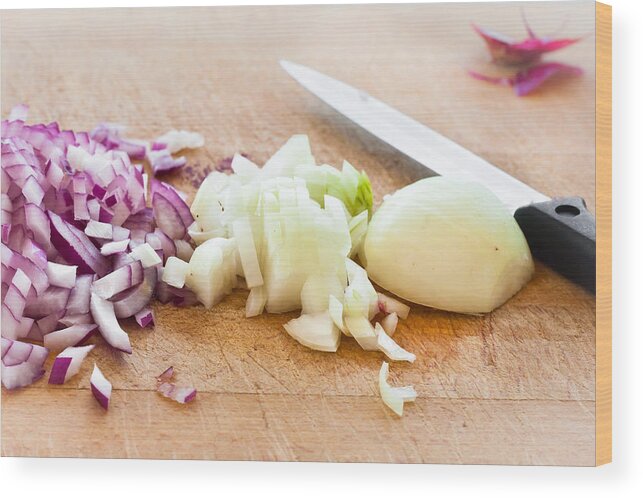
[{"left": 514, "top": 197, "right": 596, "bottom": 293}]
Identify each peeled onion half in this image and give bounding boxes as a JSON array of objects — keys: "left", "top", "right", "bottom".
[{"left": 362, "top": 177, "right": 533, "bottom": 313}]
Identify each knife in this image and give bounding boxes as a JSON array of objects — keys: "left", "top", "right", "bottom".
[{"left": 280, "top": 60, "right": 596, "bottom": 293}]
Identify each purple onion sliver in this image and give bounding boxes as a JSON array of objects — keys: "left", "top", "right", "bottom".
[{"left": 48, "top": 356, "right": 72, "bottom": 384}]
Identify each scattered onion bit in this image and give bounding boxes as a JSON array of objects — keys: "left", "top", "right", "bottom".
[
  {"left": 48, "top": 344, "right": 95, "bottom": 385},
  {"left": 156, "top": 366, "right": 197, "bottom": 404},
  {"left": 90, "top": 363, "right": 112, "bottom": 410},
  {"left": 134, "top": 307, "right": 154, "bottom": 328},
  {"left": 378, "top": 361, "right": 417, "bottom": 417}
]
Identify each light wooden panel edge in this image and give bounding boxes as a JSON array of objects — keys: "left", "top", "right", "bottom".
[{"left": 595, "top": 1, "right": 612, "bottom": 466}]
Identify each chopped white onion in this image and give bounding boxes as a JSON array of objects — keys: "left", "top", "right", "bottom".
[
  {"left": 283, "top": 311, "right": 341, "bottom": 352},
  {"left": 380, "top": 312, "right": 399, "bottom": 336},
  {"left": 378, "top": 361, "right": 417, "bottom": 416},
  {"left": 245, "top": 285, "right": 267, "bottom": 318},
  {"left": 344, "top": 315, "right": 378, "bottom": 351},
  {"left": 162, "top": 256, "right": 189, "bottom": 288},
  {"left": 375, "top": 323, "right": 415, "bottom": 362}
]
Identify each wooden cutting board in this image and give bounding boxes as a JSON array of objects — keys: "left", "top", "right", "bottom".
[{"left": 1, "top": 3, "right": 598, "bottom": 465}]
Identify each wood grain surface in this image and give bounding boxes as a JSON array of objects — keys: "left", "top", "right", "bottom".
[{"left": 1, "top": 2, "right": 598, "bottom": 465}]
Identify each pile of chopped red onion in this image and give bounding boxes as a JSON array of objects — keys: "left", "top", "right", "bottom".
[{"left": 1, "top": 105, "right": 197, "bottom": 405}]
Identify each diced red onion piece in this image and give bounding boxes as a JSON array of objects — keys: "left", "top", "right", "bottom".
[
  {"left": 153, "top": 228, "right": 176, "bottom": 262},
  {"left": 59, "top": 313, "right": 93, "bottom": 326},
  {"left": 66, "top": 274, "right": 95, "bottom": 315},
  {"left": 155, "top": 366, "right": 197, "bottom": 404},
  {"left": 1, "top": 337, "right": 48, "bottom": 389},
  {"left": 89, "top": 292, "right": 132, "bottom": 353},
  {"left": 134, "top": 307, "right": 154, "bottom": 328},
  {"left": 44, "top": 324, "right": 97, "bottom": 350},
  {"left": 112, "top": 225, "right": 130, "bottom": 241},
  {"left": 48, "top": 210, "right": 109, "bottom": 276},
  {"left": 11, "top": 268, "right": 31, "bottom": 297},
  {"left": 148, "top": 148, "right": 187, "bottom": 176},
  {"left": 113, "top": 266, "right": 157, "bottom": 318},
  {"left": 100, "top": 239, "right": 130, "bottom": 256},
  {"left": 23, "top": 203, "right": 51, "bottom": 251},
  {"left": 91, "top": 261, "right": 143, "bottom": 300},
  {"left": 84, "top": 219, "right": 113, "bottom": 240},
  {"left": 130, "top": 242, "right": 162, "bottom": 268},
  {"left": 36, "top": 310, "right": 64, "bottom": 335},
  {"left": 24, "top": 286, "right": 71, "bottom": 319},
  {"left": 90, "top": 363, "right": 112, "bottom": 410},
  {"left": 45, "top": 261, "right": 77, "bottom": 289},
  {"left": 1, "top": 304, "right": 34, "bottom": 340},
  {"left": 150, "top": 180, "right": 193, "bottom": 240},
  {"left": 48, "top": 344, "right": 95, "bottom": 384},
  {"left": 4, "top": 284, "right": 26, "bottom": 318},
  {"left": 21, "top": 239, "right": 48, "bottom": 270}
]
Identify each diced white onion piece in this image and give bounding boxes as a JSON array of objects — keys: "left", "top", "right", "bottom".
[
  {"left": 379, "top": 361, "right": 417, "bottom": 416},
  {"left": 84, "top": 220, "right": 113, "bottom": 240},
  {"left": 348, "top": 210, "right": 368, "bottom": 258},
  {"left": 300, "top": 273, "right": 344, "bottom": 315},
  {"left": 283, "top": 311, "right": 340, "bottom": 352},
  {"left": 328, "top": 294, "right": 347, "bottom": 334},
  {"left": 162, "top": 256, "right": 189, "bottom": 288},
  {"left": 380, "top": 312, "right": 399, "bottom": 336},
  {"left": 100, "top": 239, "right": 130, "bottom": 256},
  {"left": 232, "top": 217, "right": 263, "bottom": 288},
  {"left": 130, "top": 242, "right": 162, "bottom": 268},
  {"left": 174, "top": 239, "right": 194, "bottom": 261},
  {"left": 48, "top": 344, "right": 95, "bottom": 384},
  {"left": 344, "top": 315, "right": 378, "bottom": 351},
  {"left": 377, "top": 293, "right": 410, "bottom": 320},
  {"left": 245, "top": 285, "right": 267, "bottom": 318},
  {"left": 90, "top": 363, "right": 112, "bottom": 410},
  {"left": 190, "top": 173, "right": 226, "bottom": 232},
  {"left": 185, "top": 238, "right": 225, "bottom": 308},
  {"left": 262, "top": 134, "right": 315, "bottom": 178},
  {"left": 375, "top": 323, "right": 415, "bottom": 362},
  {"left": 231, "top": 154, "right": 260, "bottom": 180},
  {"left": 45, "top": 262, "right": 77, "bottom": 289},
  {"left": 155, "top": 129, "right": 204, "bottom": 153}
]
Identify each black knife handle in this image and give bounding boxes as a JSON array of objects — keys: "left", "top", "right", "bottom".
[{"left": 514, "top": 197, "right": 596, "bottom": 293}]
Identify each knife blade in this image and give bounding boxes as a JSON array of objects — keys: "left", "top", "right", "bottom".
[{"left": 280, "top": 60, "right": 596, "bottom": 293}]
